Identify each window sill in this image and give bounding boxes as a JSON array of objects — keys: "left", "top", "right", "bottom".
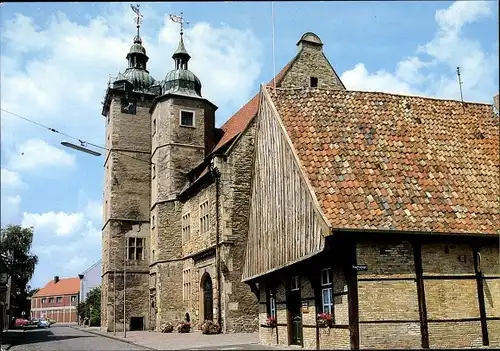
[{"left": 179, "top": 124, "right": 196, "bottom": 129}]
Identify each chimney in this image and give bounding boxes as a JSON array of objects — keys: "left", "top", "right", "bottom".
[
  {"left": 296, "top": 32, "right": 323, "bottom": 53},
  {"left": 493, "top": 94, "right": 499, "bottom": 111},
  {"left": 54, "top": 276, "right": 59, "bottom": 284}
]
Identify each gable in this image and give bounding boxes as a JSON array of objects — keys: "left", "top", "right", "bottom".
[
  {"left": 271, "top": 88, "right": 499, "bottom": 235},
  {"left": 242, "top": 87, "right": 329, "bottom": 282},
  {"left": 279, "top": 45, "right": 345, "bottom": 90}
]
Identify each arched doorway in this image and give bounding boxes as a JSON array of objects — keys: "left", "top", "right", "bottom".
[{"left": 201, "top": 273, "right": 213, "bottom": 321}]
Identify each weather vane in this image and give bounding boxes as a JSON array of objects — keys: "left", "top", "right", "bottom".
[
  {"left": 169, "top": 12, "right": 189, "bottom": 36},
  {"left": 131, "top": 4, "right": 143, "bottom": 37}
]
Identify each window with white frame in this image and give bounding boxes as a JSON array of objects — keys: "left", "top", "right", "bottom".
[
  {"left": 41, "top": 298, "right": 46, "bottom": 304},
  {"left": 71, "top": 296, "right": 77, "bottom": 303},
  {"left": 199, "top": 201, "right": 209, "bottom": 234},
  {"left": 291, "top": 276, "right": 300, "bottom": 291},
  {"left": 267, "top": 288, "right": 276, "bottom": 318},
  {"left": 183, "top": 269, "right": 192, "bottom": 308},
  {"left": 128, "top": 237, "right": 144, "bottom": 260},
  {"left": 321, "top": 268, "right": 333, "bottom": 314},
  {"left": 182, "top": 213, "right": 191, "bottom": 242},
  {"left": 180, "top": 110, "right": 195, "bottom": 127}
]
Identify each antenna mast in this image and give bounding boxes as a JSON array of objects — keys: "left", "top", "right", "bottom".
[
  {"left": 456, "top": 67, "right": 465, "bottom": 111},
  {"left": 272, "top": 2, "right": 276, "bottom": 92}
]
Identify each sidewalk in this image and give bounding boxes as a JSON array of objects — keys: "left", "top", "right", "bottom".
[
  {"left": 0, "top": 330, "right": 25, "bottom": 351},
  {"left": 73, "top": 326, "right": 266, "bottom": 350}
]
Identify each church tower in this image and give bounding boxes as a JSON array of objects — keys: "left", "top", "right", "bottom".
[
  {"left": 100, "top": 7, "right": 160, "bottom": 332},
  {"left": 148, "top": 23, "right": 218, "bottom": 325}
]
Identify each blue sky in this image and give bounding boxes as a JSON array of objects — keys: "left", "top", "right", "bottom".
[{"left": 0, "top": 1, "right": 498, "bottom": 289}]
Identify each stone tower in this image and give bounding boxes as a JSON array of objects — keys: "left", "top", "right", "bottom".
[
  {"left": 148, "top": 31, "right": 218, "bottom": 326},
  {"left": 100, "top": 19, "right": 160, "bottom": 332}
]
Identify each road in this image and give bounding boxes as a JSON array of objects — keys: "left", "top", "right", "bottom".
[{"left": 7, "top": 325, "right": 148, "bottom": 351}]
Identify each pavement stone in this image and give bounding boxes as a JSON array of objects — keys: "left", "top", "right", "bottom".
[{"left": 72, "top": 326, "right": 285, "bottom": 350}]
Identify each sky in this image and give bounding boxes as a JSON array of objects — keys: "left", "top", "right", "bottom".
[{"left": 0, "top": 1, "right": 498, "bottom": 289}]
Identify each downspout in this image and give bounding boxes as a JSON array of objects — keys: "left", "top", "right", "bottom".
[{"left": 210, "top": 158, "right": 223, "bottom": 331}]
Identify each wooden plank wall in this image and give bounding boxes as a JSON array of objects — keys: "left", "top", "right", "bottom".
[{"left": 242, "top": 90, "right": 328, "bottom": 281}]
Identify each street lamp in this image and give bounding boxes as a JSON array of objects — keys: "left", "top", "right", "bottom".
[{"left": 61, "top": 141, "right": 102, "bottom": 156}]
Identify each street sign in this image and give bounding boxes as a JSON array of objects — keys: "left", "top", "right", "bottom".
[{"left": 352, "top": 265, "right": 368, "bottom": 272}]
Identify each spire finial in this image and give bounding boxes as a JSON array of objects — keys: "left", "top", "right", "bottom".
[
  {"left": 169, "top": 12, "right": 189, "bottom": 37},
  {"left": 131, "top": 4, "right": 143, "bottom": 44}
]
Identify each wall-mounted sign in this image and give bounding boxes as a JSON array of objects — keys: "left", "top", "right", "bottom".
[
  {"left": 352, "top": 265, "right": 368, "bottom": 272},
  {"left": 301, "top": 301, "right": 309, "bottom": 313}
]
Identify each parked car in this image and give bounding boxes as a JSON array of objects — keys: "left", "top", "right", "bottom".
[
  {"left": 38, "top": 319, "right": 50, "bottom": 328},
  {"left": 47, "top": 318, "right": 56, "bottom": 325},
  {"left": 14, "top": 318, "right": 29, "bottom": 328}
]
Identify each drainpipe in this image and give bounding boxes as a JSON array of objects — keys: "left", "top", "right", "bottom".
[{"left": 209, "top": 158, "right": 222, "bottom": 330}]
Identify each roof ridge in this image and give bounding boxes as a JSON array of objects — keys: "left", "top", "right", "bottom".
[
  {"left": 275, "top": 87, "right": 494, "bottom": 106},
  {"left": 81, "top": 259, "right": 101, "bottom": 275}
]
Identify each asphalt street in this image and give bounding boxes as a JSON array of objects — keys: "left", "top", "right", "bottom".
[{"left": 6, "top": 326, "right": 148, "bottom": 351}]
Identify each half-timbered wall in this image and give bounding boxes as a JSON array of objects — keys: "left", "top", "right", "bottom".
[{"left": 242, "top": 88, "right": 329, "bottom": 281}]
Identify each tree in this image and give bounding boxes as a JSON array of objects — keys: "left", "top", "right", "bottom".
[
  {"left": 0, "top": 225, "right": 39, "bottom": 317},
  {"left": 77, "top": 286, "right": 101, "bottom": 326}
]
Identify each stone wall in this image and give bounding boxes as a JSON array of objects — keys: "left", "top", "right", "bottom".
[
  {"left": 218, "top": 119, "right": 259, "bottom": 333},
  {"left": 279, "top": 44, "right": 344, "bottom": 90},
  {"left": 181, "top": 183, "right": 216, "bottom": 257},
  {"left": 102, "top": 92, "right": 152, "bottom": 332}
]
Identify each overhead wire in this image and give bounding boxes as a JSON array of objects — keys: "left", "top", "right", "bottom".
[{"left": 0, "top": 108, "right": 189, "bottom": 175}]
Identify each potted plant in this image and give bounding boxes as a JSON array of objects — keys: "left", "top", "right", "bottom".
[
  {"left": 160, "top": 322, "right": 174, "bottom": 333},
  {"left": 317, "top": 313, "right": 333, "bottom": 328},
  {"left": 176, "top": 320, "right": 191, "bottom": 333},
  {"left": 201, "top": 320, "right": 221, "bottom": 334},
  {"left": 265, "top": 316, "right": 277, "bottom": 327}
]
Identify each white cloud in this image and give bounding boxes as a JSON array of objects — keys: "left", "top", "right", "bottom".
[
  {"left": 6, "top": 195, "right": 21, "bottom": 206},
  {"left": 1, "top": 168, "right": 26, "bottom": 189},
  {"left": 22, "top": 210, "right": 85, "bottom": 236},
  {"left": 84, "top": 200, "right": 103, "bottom": 226},
  {"left": 7, "top": 139, "right": 76, "bottom": 172},
  {"left": 341, "top": 1, "right": 497, "bottom": 103},
  {"left": 0, "top": 5, "right": 263, "bottom": 148}
]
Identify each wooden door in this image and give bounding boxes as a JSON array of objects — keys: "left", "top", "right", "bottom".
[
  {"left": 203, "top": 275, "right": 213, "bottom": 321},
  {"left": 288, "top": 276, "right": 303, "bottom": 346}
]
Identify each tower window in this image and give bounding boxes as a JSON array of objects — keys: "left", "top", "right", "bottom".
[
  {"left": 152, "top": 118, "right": 156, "bottom": 136},
  {"left": 128, "top": 237, "right": 144, "bottom": 260},
  {"left": 310, "top": 77, "right": 318, "bottom": 88},
  {"left": 199, "top": 201, "right": 209, "bottom": 234},
  {"left": 180, "top": 110, "right": 195, "bottom": 127}
]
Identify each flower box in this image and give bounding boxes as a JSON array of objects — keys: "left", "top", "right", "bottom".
[
  {"left": 265, "top": 316, "right": 277, "bottom": 327},
  {"left": 317, "top": 313, "right": 333, "bottom": 328},
  {"left": 176, "top": 321, "right": 191, "bottom": 333}
]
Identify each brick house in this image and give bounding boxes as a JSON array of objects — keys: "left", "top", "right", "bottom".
[
  {"left": 31, "top": 276, "right": 80, "bottom": 323},
  {"left": 240, "top": 36, "right": 499, "bottom": 349}
]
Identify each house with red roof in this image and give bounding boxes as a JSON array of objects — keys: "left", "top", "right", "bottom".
[
  {"left": 30, "top": 276, "right": 80, "bottom": 323},
  {"left": 99, "top": 13, "right": 499, "bottom": 349}
]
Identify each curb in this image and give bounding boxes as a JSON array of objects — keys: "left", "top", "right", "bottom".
[{"left": 70, "top": 326, "right": 155, "bottom": 350}]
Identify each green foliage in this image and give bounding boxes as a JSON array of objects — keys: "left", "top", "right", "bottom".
[
  {"left": 78, "top": 286, "right": 101, "bottom": 326},
  {"left": 0, "top": 225, "right": 39, "bottom": 317}
]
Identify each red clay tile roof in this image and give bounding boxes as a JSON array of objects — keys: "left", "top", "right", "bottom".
[
  {"left": 211, "top": 57, "right": 297, "bottom": 154},
  {"left": 271, "top": 88, "right": 499, "bottom": 234},
  {"left": 33, "top": 277, "right": 80, "bottom": 297}
]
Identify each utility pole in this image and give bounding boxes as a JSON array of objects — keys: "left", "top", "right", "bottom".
[
  {"left": 123, "top": 236, "right": 127, "bottom": 338},
  {"left": 113, "top": 246, "right": 116, "bottom": 336}
]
